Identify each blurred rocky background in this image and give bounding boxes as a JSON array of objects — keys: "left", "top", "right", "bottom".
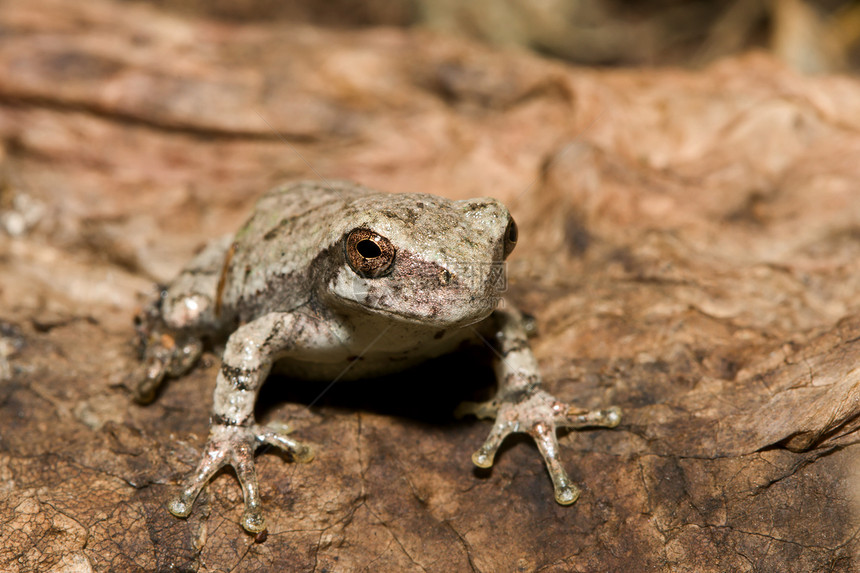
[
  {"left": 145, "top": 0, "right": 860, "bottom": 73},
  {"left": 2, "top": 0, "right": 860, "bottom": 571}
]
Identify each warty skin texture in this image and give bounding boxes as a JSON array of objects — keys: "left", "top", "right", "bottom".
[{"left": 132, "top": 180, "right": 621, "bottom": 533}]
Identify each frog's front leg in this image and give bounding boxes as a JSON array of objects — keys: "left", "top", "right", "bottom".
[
  {"left": 167, "top": 311, "right": 321, "bottom": 533},
  {"left": 459, "top": 307, "right": 621, "bottom": 505}
]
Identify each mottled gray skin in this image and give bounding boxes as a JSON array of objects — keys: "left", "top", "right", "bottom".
[{"left": 134, "top": 180, "right": 620, "bottom": 534}]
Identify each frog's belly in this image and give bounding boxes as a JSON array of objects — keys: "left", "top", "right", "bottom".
[
  {"left": 272, "top": 355, "right": 419, "bottom": 381},
  {"left": 270, "top": 338, "right": 468, "bottom": 381}
]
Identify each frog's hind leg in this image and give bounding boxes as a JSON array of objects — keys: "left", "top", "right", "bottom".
[
  {"left": 133, "top": 303, "right": 204, "bottom": 403},
  {"left": 132, "top": 235, "right": 233, "bottom": 403}
]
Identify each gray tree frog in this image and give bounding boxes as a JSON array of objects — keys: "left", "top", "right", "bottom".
[{"left": 133, "top": 180, "right": 621, "bottom": 534}]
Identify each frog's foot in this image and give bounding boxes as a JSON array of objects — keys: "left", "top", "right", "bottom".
[
  {"left": 459, "top": 390, "right": 620, "bottom": 505},
  {"left": 132, "top": 332, "right": 203, "bottom": 404},
  {"left": 167, "top": 422, "right": 314, "bottom": 533}
]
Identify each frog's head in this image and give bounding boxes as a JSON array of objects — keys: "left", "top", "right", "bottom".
[{"left": 321, "top": 193, "right": 517, "bottom": 328}]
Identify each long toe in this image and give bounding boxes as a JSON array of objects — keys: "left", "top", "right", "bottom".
[
  {"left": 455, "top": 399, "right": 499, "bottom": 420},
  {"left": 557, "top": 405, "right": 622, "bottom": 429},
  {"left": 258, "top": 425, "right": 315, "bottom": 463},
  {"left": 167, "top": 445, "right": 227, "bottom": 518},
  {"left": 529, "top": 421, "right": 580, "bottom": 505},
  {"left": 235, "top": 458, "right": 266, "bottom": 533},
  {"left": 472, "top": 419, "right": 515, "bottom": 468}
]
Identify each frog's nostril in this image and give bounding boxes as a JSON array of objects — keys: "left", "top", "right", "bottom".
[{"left": 439, "top": 269, "right": 452, "bottom": 286}]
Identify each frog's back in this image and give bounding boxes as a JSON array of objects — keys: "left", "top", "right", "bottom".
[{"left": 221, "top": 181, "right": 373, "bottom": 321}]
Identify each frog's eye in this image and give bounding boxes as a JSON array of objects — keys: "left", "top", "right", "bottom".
[
  {"left": 503, "top": 218, "right": 518, "bottom": 258},
  {"left": 345, "top": 228, "right": 396, "bottom": 278}
]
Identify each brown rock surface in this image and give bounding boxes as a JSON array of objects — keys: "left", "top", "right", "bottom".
[{"left": 1, "top": 0, "right": 860, "bottom": 571}]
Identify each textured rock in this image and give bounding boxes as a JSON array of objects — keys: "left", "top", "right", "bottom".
[{"left": 1, "top": 0, "right": 860, "bottom": 571}]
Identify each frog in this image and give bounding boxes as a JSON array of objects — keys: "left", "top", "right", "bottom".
[{"left": 132, "top": 180, "right": 621, "bottom": 534}]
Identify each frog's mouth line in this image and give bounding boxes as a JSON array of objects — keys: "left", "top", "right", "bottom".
[{"left": 333, "top": 289, "right": 496, "bottom": 329}]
